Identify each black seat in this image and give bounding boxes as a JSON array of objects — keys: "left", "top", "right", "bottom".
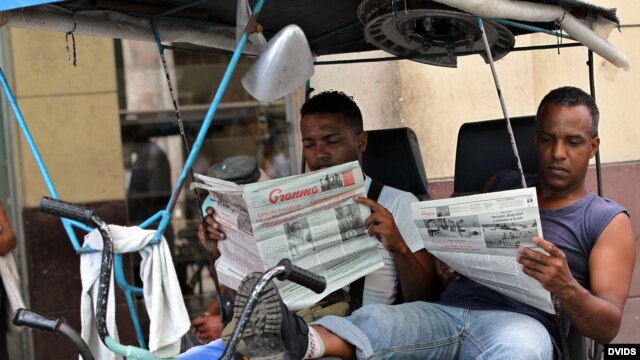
[
  {"left": 453, "top": 116, "right": 537, "bottom": 196},
  {"left": 362, "top": 127, "right": 430, "bottom": 200}
]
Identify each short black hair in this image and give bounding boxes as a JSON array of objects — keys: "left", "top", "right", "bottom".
[
  {"left": 300, "top": 91, "right": 363, "bottom": 133},
  {"left": 536, "top": 86, "right": 599, "bottom": 137}
]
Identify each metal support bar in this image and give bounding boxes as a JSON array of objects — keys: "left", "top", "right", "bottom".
[
  {"left": 153, "top": 0, "right": 205, "bottom": 18},
  {"left": 308, "top": 21, "right": 361, "bottom": 45},
  {"left": 587, "top": 50, "right": 603, "bottom": 197},
  {"left": 314, "top": 43, "right": 583, "bottom": 66},
  {"left": 476, "top": 17, "right": 527, "bottom": 189},
  {"left": 491, "top": 18, "right": 573, "bottom": 40}
]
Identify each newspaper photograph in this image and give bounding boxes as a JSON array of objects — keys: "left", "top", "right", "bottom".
[
  {"left": 192, "top": 161, "right": 384, "bottom": 310},
  {"left": 412, "top": 187, "right": 554, "bottom": 314}
]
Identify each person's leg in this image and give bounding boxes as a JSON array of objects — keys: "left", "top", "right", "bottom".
[
  {"left": 313, "top": 325, "right": 356, "bottom": 360},
  {"left": 459, "top": 309, "right": 553, "bottom": 360},
  {"left": 313, "top": 302, "right": 465, "bottom": 359}
]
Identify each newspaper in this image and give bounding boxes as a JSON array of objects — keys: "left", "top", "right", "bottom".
[
  {"left": 192, "top": 161, "right": 384, "bottom": 310},
  {"left": 411, "top": 187, "right": 554, "bottom": 314}
]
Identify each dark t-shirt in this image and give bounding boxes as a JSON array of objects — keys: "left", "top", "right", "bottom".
[{"left": 439, "top": 170, "right": 627, "bottom": 346}]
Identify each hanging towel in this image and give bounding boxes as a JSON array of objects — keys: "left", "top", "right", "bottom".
[
  {"left": 0, "top": 252, "right": 26, "bottom": 331},
  {"left": 81, "top": 225, "right": 190, "bottom": 360}
]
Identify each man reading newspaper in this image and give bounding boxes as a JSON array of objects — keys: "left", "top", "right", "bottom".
[
  {"left": 226, "top": 86, "right": 635, "bottom": 360},
  {"left": 186, "top": 91, "right": 437, "bottom": 349},
  {"left": 193, "top": 161, "right": 390, "bottom": 310}
]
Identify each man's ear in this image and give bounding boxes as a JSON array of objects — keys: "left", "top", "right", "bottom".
[
  {"left": 589, "top": 136, "right": 600, "bottom": 159},
  {"left": 356, "top": 130, "right": 367, "bottom": 154}
]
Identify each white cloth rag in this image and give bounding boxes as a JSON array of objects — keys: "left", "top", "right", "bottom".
[
  {"left": 0, "top": 251, "right": 26, "bottom": 331},
  {"left": 80, "top": 225, "right": 190, "bottom": 360}
]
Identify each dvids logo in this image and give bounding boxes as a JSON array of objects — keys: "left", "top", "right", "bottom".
[
  {"left": 608, "top": 348, "right": 636, "bottom": 356},
  {"left": 604, "top": 344, "right": 639, "bottom": 359}
]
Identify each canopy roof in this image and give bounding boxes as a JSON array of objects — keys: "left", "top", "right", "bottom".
[{"left": 0, "top": 0, "right": 621, "bottom": 56}]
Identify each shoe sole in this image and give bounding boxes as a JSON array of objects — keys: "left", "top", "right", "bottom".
[{"left": 232, "top": 272, "right": 287, "bottom": 360}]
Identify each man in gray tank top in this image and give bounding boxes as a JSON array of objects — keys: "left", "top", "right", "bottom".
[{"left": 234, "top": 86, "right": 636, "bottom": 360}]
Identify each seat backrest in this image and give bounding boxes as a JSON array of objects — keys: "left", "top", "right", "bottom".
[
  {"left": 453, "top": 116, "right": 538, "bottom": 196},
  {"left": 362, "top": 127, "right": 430, "bottom": 200}
]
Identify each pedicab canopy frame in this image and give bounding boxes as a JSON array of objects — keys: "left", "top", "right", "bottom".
[{"left": 0, "top": 0, "right": 629, "bottom": 358}]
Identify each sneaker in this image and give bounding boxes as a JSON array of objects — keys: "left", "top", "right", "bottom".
[{"left": 230, "top": 272, "right": 309, "bottom": 360}]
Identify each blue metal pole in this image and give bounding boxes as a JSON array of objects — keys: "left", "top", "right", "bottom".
[
  {"left": 114, "top": 253, "right": 147, "bottom": 349},
  {"left": 0, "top": 68, "right": 59, "bottom": 197},
  {"left": 152, "top": 0, "right": 266, "bottom": 241},
  {"left": 490, "top": 18, "right": 574, "bottom": 40},
  {"left": 0, "top": 67, "right": 92, "bottom": 250}
]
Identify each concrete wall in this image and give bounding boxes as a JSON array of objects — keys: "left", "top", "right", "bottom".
[
  {"left": 312, "top": 50, "right": 402, "bottom": 132},
  {"left": 398, "top": 35, "right": 538, "bottom": 180},
  {"left": 312, "top": 44, "right": 538, "bottom": 180},
  {"left": 8, "top": 28, "right": 124, "bottom": 205}
]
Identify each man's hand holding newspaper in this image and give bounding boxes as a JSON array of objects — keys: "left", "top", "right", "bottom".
[
  {"left": 191, "top": 161, "right": 384, "bottom": 310},
  {"left": 411, "top": 188, "right": 555, "bottom": 314}
]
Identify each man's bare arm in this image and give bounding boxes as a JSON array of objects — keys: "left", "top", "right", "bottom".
[
  {"left": 518, "top": 213, "right": 635, "bottom": 343},
  {"left": 0, "top": 202, "right": 16, "bottom": 255},
  {"left": 355, "top": 196, "right": 438, "bottom": 302},
  {"left": 565, "top": 213, "right": 636, "bottom": 342},
  {"left": 394, "top": 248, "right": 438, "bottom": 301}
]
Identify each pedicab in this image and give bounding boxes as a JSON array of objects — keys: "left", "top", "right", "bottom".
[{"left": 0, "top": 1, "right": 631, "bottom": 359}]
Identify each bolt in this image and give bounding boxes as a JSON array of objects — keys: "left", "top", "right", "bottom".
[
  {"left": 423, "top": 17, "right": 432, "bottom": 32},
  {"left": 465, "top": 34, "right": 475, "bottom": 49}
]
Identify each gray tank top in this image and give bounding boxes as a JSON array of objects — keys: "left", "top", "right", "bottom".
[{"left": 439, "top": 170, "right": 628, "bottom": 342}]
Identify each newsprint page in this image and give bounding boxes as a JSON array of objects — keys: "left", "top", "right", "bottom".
[
  {"left": 192, "top": 161, "right": 384, "bottom": 310},
  {"left": 412, "top": 188, "right": 554, "bottom": 314}
]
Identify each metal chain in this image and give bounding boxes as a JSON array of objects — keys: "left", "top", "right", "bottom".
[
  {"left": 555, "top": 11, "right": 566, "bottom": 55},
  {"left": 65, "top": 12, "right": 77, "bottom": 66}
]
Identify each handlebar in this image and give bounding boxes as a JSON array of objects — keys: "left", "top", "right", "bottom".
[
  {"left": 276, "top": 258, "right": 326, "bottom": 294},
  {"left": 13, "top": 308, "right": 61, "bottom": 332},
  {"left": 38, "top": 196, "right": 113, "bottom": 344},
  {"left": 13, "top": 309, "right": 95, "bottom": 360},
  {"left": 40, "top": 196, "right": 94, "bottom": 225}
]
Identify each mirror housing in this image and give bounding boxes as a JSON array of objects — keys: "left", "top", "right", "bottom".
[{"left": 242, "top": 25, "right": 314, "bottom": 102}]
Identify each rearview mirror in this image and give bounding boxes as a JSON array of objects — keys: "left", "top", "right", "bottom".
[{"left": 242, "top": 25, "right": 314, "bottom": 102}]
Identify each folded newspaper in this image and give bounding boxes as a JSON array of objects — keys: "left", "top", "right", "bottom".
[
  {"left": 411, "top": 187, "right": 555, "bottom": 314},
  {"left": 192, "top": 161, "right": 384, "bottom": 310}
]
